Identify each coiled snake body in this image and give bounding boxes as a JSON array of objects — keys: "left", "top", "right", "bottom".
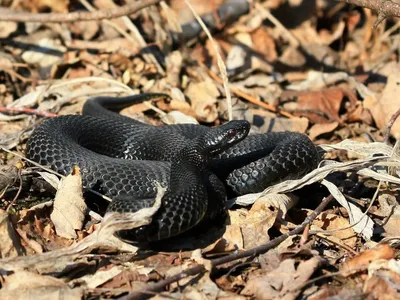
[{"left": 26, "top": 94, "right": 319, "bottom": 241}]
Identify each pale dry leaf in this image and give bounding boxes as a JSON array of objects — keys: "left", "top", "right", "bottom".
[
  {"left": 242, "top": 257, "right": 323, "bottom": 299},
  {"left": 70, "top": 265, "right": 125, "bottom": 289},
  {"left": 0, "top": 183, "right": 165, "bottom": 272},
  {"left": 252, "top": 193, "right": 298, "bottom": 218},
  {"left": 0, "top": 271, "right": 82, "bottom": 300},
  {"left": 162, "top": 110, "right": 199, "bottom": 124},
  {"left": 309, "top": 122, "right": 339, "bottom": 140},
  {"left": 357, "top": 168, "right": 400, "bottom": 185},
  {"left": 186, "top": 81, "right": 219, "bottom": 123},
  {"left": 7, "top": 86, "right": 47, "bottom": 108},
  {"left": 261, "top": 156, "right": 385, "bottom": 197},
  {"left": 341, "top": 244, "right": 396, "bottom": 276},
  {"left": 366, "top": 74, "right": 400, "bottom": 138},
  {"left": 38, "top": 171, "right": 61, "bottom": 189},
  {"left": 21, "top": 38, "right": 66, "bottom": 67},
  {"left": 319, "top": 139, "right": 392, "bottom": 157},
  {"left": 50, "top": 170, "right": 87, "bottom": 239},
  {"left": 367, "top": 258, "right": 400, "bottom": 278},
  {"left": 321, "top": 179, "right": 374, "bottom": 240},
  {"left": 313, "top": 213, "right": 357, "bottom": 248},
  {"left": 202, "top": 224, "right": 244, "bottom": 253},
  {"left": 240, "top": 198, "right": 282, "bottom": 248},
  {"left": 0, "top": 210, "right": 25, "bottom": 258},
  {"left": 0, "top": 21, "right": 17, "bottom": 39}
]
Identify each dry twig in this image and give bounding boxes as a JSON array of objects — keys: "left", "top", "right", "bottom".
[
  {"left": 0, "top": 0, "right": 161, "bottom": 22},
  {"left": 336, "top": 0, "right": 400, "bottom": 27}
]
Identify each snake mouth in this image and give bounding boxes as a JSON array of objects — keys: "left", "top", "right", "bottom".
[{"left": 208, "top": 120, "right": 250, "bottom": 155}]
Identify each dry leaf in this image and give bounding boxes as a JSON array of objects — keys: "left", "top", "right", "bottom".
[
  {"left": 50, "top": 167, "right": 87, "bottom": 239},
  {"left": 186, "top": 81, "right": 219, "bottom": 123},
  {"left": 365, "top": 74, "right": 400, "bottom": 138},
  {"left": 0, "top": 210, "right": 25, "bottom": 258},
  {"left": 0, "top": 22, "right": 18, "bottom": 38},
  {"left": 313, "top": 212, "right": 357, "bottom": 248},
  {"left": 242, "top": 257, "right": 323, "bottom": 299},
  {"left": 281, "top": 87, "right": 357, "bottom": 124},
  {"left": 0, "top": 271, "right": 83, "bottom": 300},
  {"left": 322, "top": 179, "right": 374, "bottom": 240},
  {"left": 309, "top": 122, "right": 339, "bottom": 140},
  {"left": 341, "top": 244, "right": 396, "bottom": 276},
  {"left": 21, "top": 38, "right": 66, "bottom": 67}
]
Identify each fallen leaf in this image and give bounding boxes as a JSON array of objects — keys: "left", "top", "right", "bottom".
[
  {"left": 281, "top": 87, "right": 357, "bottom": 124},
  {"left": 341, "top": 244, "right": 396, "bottom": 276},
  {"left": 251, "top": 27, "right": 277, "bottom": 62},
  {"left": 309, "top": 122, "right": 339, "bottom": 140},
  {"left": 186, "top": 81, "right": 219, "bottom": 123},
  {"left": 365, "top": 74, "right": 400, "bottom": 138},
  {"left": 0, "top": 271, "right": 83, "bottom": 300},
  {"left": 242, "top": 257, "right": 323, "bottom": 299},
  {"left": 0, "top": 210, "right": 25, "bottom": 258},
  {"left": 21, "top": 38, "right": 66, "bottom": 67},
  {"left": 313, "top": 212, "right": 357, "bottom": 249},
  {"left": 50, "top": 167, "right": 87, "bottom": 239}
]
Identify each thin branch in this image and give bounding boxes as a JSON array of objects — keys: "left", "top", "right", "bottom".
[
  {"left": 0, "top": 0, "right": 162, "bottom": 23},
  {"left": 383, "top": 107, "right": 400, "bottom": 144},
  {"left": 121, "top": 194, "right": 334, "bottom": 299},
  {"left": 0, "top": 106, "right": 57, "bottom": 117},
  {"left": 336, "top": 0, "right": 400, "bottom": 27}
]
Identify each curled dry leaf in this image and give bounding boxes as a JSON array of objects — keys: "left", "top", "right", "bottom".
[
  {"left": 186, "top": 81, "right": 219, "bottom": 123},
  {"left": 308, "top": 122, "right": 339, "bottom": 140},
  {"left": 322, "top": 179, "right": 374, "bottom": 240},
  {"left": 365, "top": 73, "right": 400, "bottom": 138},
  {"left": 281, "top": 87, "right": 357, "bottom": 124},
  {"left": 0, "top": 271, "right": 83, "bottom": 300},
  {"left": 341, "top": 244, "right": 396, "bottom": 276},
  {"left": 162, "top": 110, "right": 199, "bottom": 124},
  {"left": 364, "top": 267, "right": 400, "bottom": 300},
  {"left": 50, "top": 167, "right": 87, "bottom": 239},
  {"left": 0, "top": 210, "right": 25, "bottom": 258},
  {"left": 312, "top": 212, "right": 357, "bottom": 249},
  {"left": 0, "top": 21, "right": 18, "bottom": 39},
  {"left": 21, "top": 38, "right": 66, "bottom": 68},
  {"left": 242, "top": 257, "right": 324, "bottom": 300}
]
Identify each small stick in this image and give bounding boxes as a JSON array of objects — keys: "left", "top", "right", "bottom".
[
  {"left": 383, "top": 107, "right": 400, "bottom": 144},
  {"left": 0, "top": 0, "right": 162, "bottom": 23},
  {"left": 0, "top": 106, "right": 57, "bottom": 118}
]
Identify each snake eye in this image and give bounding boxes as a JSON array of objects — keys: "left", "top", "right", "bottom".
[{"left": 227, "top": 128, "right": 236, "bottom": 139}]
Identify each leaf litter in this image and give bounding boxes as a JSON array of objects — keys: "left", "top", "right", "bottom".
[{"left": 1, "top": 0, "right": 400, "bottom": 299}]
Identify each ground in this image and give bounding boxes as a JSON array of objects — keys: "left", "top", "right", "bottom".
[{"left": 1, "top": 0, "right": 400, "bottom": 299}]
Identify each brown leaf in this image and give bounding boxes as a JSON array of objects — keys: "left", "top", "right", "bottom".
[
  {"left": 186, "top": 81, "right": 219, "bottom": 123},
  {"left": 251, "top": 27, "right": 277, "bottom": 62},
  {"left": 308, "top": 121, "right": 339, "bottom": 140},
  {"left": 281, "top": 87, "right": 356, "bottom": 124},
  {"left": 313, "top": 213, "right": 357, "bottom": 249},
  {"left": 341, "top": 244, "right": 396, "bottom": 276},
  {"left": 0, "top": 271, "right": 83, "bottom": 300},
  {"left": 242, "top": 257, "right": 323, "bottom": 299},
  {"left": 0, "top": 210, "right": 25, "bottom": 258},
  {"left": 50, "top": 167, "right": 87, "bottom": 239},
  {"left": 365, "top": 74, "right": 400, "bottom": 138}
]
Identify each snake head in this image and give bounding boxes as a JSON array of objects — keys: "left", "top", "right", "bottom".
[{"left": 205, "top": 120, "right": 250, "bottom": 155}]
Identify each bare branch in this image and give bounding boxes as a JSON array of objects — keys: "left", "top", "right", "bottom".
[
  {"left": 336, "top": 0, "right": 400, "bottom": 27},
  {"left": 0, "top": 0, "right": 161, "bottom": 23}
]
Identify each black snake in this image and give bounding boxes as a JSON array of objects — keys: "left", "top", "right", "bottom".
[{"left": 26, "top": 93, "right": 319, "bottom": 242}]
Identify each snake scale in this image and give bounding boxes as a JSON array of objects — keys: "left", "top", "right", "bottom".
[{"left": 26, "top": 93, "right": 319, "bottom": 242}]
